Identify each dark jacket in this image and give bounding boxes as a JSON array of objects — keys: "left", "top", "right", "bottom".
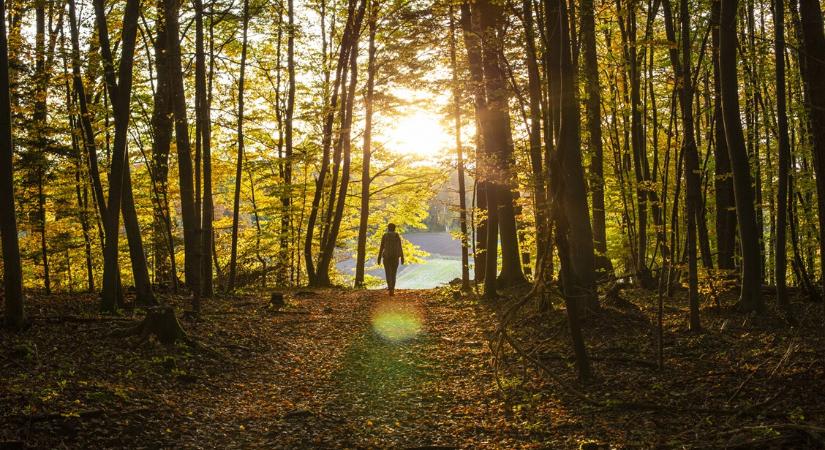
[{"left": 378, "top": 231, "right": 404, "bottom": 264}]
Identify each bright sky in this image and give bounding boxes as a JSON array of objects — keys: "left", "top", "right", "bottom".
[{"left": 382, "top": 108, "right": 452, "bottom": 160}]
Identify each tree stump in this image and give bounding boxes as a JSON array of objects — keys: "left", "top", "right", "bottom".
[
  {"left": 114, "top": 306, "right": 190, "bottom": 346},
  {"left": 270, "top": 292, "right": 285, "bottom": 311}
]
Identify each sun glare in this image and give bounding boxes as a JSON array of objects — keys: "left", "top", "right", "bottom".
[
  {"left": 371, "top": 301, "right": 423, "bottom": 342},
  {"left": 382, "top": 109, "right": 450, "bottom": 159}
]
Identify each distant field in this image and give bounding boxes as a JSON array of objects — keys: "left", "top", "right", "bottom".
[
  {"left": 336, "top": 231, "right": 468, "bottom": 289},
  {"left": 395, "top": 258, "right": 463, "bottom": 289}
]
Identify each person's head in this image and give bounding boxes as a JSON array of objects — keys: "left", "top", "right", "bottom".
[{"left": 388, "top": 223, "right": 396, "bottom": 232}]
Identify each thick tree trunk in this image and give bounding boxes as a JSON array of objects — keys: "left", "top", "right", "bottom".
[
  {"left": 711, "top": 0, "right": 737, "bottom": 270},
  {"left": 718, "top": 0, "right": 764, "bottom": 313},
  {"left": 0, "top": 0, "right": 25, "bottom": 328},
  {"left": 150, "top": 0, "right": 176, "bottom": 289},
  {"left": 477, "top": 0, "right": 526, "bottom": 294},
  {"left": 795, "top": 0, "right": 825, "bottom": 295},
  {"left": 546, "top": 0, "right": 594, "bottom": 378}
]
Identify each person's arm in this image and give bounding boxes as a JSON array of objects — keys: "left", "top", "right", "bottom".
[
  {"left": 377, "top": 234, "right": 385, "bottom": 264},
  {"left": 400, "top": 236, "right": 405, "bottom": 265}
]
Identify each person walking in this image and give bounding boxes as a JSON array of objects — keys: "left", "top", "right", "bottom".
[{"left": 377, "top": 223, "right": 405, "bottom": 296}]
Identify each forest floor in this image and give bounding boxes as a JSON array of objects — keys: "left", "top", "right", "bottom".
[{"left": 1, "top": 285, "right": 825, "bottom": 448}]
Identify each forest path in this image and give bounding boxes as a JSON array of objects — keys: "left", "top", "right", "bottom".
[{"left": 177, "top": 288, "right": 530, "bottom": 448}]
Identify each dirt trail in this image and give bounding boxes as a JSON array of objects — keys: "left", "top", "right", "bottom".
[{"left": 217, "top": 289, "right": 514, "bottom": 448}]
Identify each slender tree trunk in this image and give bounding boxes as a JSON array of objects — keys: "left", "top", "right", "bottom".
[
  {"left": 581, "top": 0, "right": 608, "bottom": 269},
  {"left": 280, "top": 0, "right": 296, "bottom": 286},
  {"left": 195, "top": 0, "right": 213, "bottom": 297},
  {"left": 774, "top": 0, "right": 790, "bottom": 306},
  {"left": 67, "top": 0, "right": 105, "bottom": 225},
  {"left": 522, "top": 0, "right": 550, "bottom": 277},
  {"left": 95, "top": 0, "right": 143, "bottom": 312},
  {"left": 719, "top": 0, "right": 764, "bottom": 312},
  {"left": 449, "top": 4, "right": 471, "bottom": 291},
  {"left": 33, "top": 0, "right": 50, "bottom": 295},
  {"left": 663, "top": 0, "right": 700, "bottom": 330},
  {"left": 0, "top": 0, "right": 25, "bottom": 328},
  {"left": 228, "top": 0, "right": 250, "bottom": 292},
  {"left": 355, "top": 0, "right": 378, "bottom": 288},
  {"left": 460, "top": 2, "right": 488, "bottom": 284},
  {"left": 316, "top": 0, "right": 366, "bottom": 286},
  {"left": 164, "top": 0, "right": 201, "bottom": 310}
]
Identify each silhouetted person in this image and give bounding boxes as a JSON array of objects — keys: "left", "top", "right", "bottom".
[{"left": 377, "top": 223, "right": 405, "bottom": 296}]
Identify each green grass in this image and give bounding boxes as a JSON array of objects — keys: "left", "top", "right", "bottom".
[{"left": 395, "top": 257, "right": 464, "bottom": 289}]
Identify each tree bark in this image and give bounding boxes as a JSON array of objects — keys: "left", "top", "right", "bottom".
[
  {"left": 774, "top": 0, "right": 790, "bottom": 307},
  {"left": 228, "top": 0, "right": 250, "bottom": 292},
  {"left": 0, "top": 0, "right": 25, "bottom": 328},
  {"left": 164, "top": 0, "right": 201, "bottom": 310},
  {"left": 546, "top": 0, "right": 595, "bottom": 378},
  {"left": 710, "top": 0, "right": 737, "bottom": 270},
  {"left": 195, "top": 0, "right": 213, "bottom": 297},
  {"left": 449, "top": 4, "right": 471, "bottom": 291},
  {"left": 718, "top": 0, "right": 764, "bottom": 312},
  {"left": 95, "top": 0, "right": 145, "bottom": 311},
  {"left": 795, "top": 0, "right": 825, "bottom": 296},
  {"left": 355, "top": 0, "right": 378, "bottom": 288},
  {"left": 662, "top": 0, "right": 700, "bottom": 330}
]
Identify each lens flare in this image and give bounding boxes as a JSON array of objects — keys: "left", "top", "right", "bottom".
[{"left": 371, "top": 301, "right": 423, "bottom": 342}]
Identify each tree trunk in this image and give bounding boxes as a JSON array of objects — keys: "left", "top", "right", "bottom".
[
  {"left": 546, "top": 0, "right": 594, "bottom": 378},
  {"left": 150, "top": 0, "right": 176, "bottom": 289},
  {"left": 228, "top": 0, "right": 250, "bottom": 292},
  {"left": 0, "top": 0, "right": 25, "bottom": 328},
  {"left": 581, "top": 0, "right": 608, "bottom": 265},
  {"left": 355, "top": 0, "right": 378, "bottom": 288},
  {"left": 774, "top": 0, "right": 790, "bottom": 307},
  {"left": 477, "top": 0, "right": 526, "bottom": 295},
  {"left": 718, "top": 0, "right": 764, "bottom": 313},
  {"left": 316, "top": 0, "right": 366, "bottom": 286},
  {"left": 662, "top": 0, "right": 700, "bottom": 330},
  {"left": 280, "top": 0, "right": 296, "bottom": 286},
  {"left": 164, "top": 0, "right": 201, "bottom": 310},
  {"left": 460, "top": 2, "right": 488, "bottom": 285},
  {"left": 195, "top": 0, "right": 213, "bottom": 297},
  {"left": 711, "top": 0, "right": 737, "bottom": 270},
  {"left": 33, "top": 0, "right": 50, "bottom": 295},
  {"left": 795, "top": 0, "right": 825, "bottom": 295},
  {"left": 95, "top": 0, "right": 142, "bottom": 312},
  {"left": 449, "top": 4, "right": 471, "bottom": 291},
  {"left": 521, "top": 0, "right": 550, "bottom": 277}
]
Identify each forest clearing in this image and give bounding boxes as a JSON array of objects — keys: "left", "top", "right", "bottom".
[{"left": 4, "top": 0, "right": 825, "bottom": 445}]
